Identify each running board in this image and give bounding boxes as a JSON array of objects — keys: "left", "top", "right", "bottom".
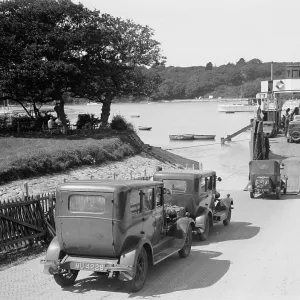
[{"left": 153, "top": 247, "right": 181, "bottom": 265}]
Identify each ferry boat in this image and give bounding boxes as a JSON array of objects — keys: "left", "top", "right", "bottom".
[{"left": 218, "top": 99, "right": 258, "bottom": 113}]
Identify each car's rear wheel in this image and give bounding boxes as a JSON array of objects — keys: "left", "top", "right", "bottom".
[
  {"left": 250, "top": 192, "right": 254, "bottom": 199},
  {"left": 198, "top": 215, "right": 210, "bottom": 241},
  {"left": 126, "top": 247, "right": 148, "bottom": 293},
  {"left": 178, "top": 225, "right": 192, "bottom": 258},
  {"left": 223, "top": 208, "right": 231, "bottom": 226},
  {"left": 53, "top": 269, "right": 79, "bottom": 287}
]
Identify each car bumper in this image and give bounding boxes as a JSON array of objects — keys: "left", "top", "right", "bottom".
[{"left": 40, "top": 256, "right": 134, "bottom": 280}]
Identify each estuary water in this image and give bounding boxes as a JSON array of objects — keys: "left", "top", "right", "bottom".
[{"left": 66, "top": 101, "right": 256, "bottom": 190}]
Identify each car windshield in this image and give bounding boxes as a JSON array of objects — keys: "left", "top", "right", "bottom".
[{"left": 163, "top": 179, "right": 187, "bottom": 192}]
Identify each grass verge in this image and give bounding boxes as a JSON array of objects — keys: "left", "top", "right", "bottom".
[{"left": 0, "top": 131, "right": 141, "bottom": 184}]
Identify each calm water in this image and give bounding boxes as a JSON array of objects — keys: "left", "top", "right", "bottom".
[{"left": 66, "top": 101, "right": 256, "bottom": 190}]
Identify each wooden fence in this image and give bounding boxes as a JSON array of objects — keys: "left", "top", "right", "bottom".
[{"left": 0, "top": 193, "right": 55, "bottom": 251}]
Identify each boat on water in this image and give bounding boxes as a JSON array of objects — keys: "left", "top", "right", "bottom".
[
  {"left": 193, "top": 134, "right": 215, "bottom": 140},
  {"left": 169, "top": 134, "right": 194, "bottom": 141},
  {"left": 218, "top": 100, "right": 258, "bottom": 113},
  {"left": 131, "top": 115, "right": 140, "bottom": 118},
  {"left": 169, "top": 134, "right": 215, "bottom": 141},
  {"left": 138, "top": 126, "right": 152, "bottom": 131}
]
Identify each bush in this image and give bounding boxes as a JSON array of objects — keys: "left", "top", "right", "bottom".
[
  {"left": 110, "top": 114, "right": 134, "bottom": 131},
  {"left": 76, "top": 114, "right": 100, "bottom": 129}
]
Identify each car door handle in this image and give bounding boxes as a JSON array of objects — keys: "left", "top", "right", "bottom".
[{"left": 140, "top": 231, "right": 145, "bottom": 234}]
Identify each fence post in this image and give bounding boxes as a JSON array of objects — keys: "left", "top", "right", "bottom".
[
  {"left": 144, "top": 169, "right": 147, "bottom": 178},
  {"left": 113, "top": 173, "right": 116, "bottom": 180},
  {"left": 186, "top": 164, "right": 188, "bottom": 169},
  {"left": 130, "top": 171, "right": 133, "bottom": 180},
  {"left": 21, "top": 182, "right": 29, "bottom": 200},
  {"left": 192, "top": 164, "right": 194, "bottom": 170}
]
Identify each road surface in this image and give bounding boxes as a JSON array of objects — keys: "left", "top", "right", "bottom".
[{"left": 1, "top": 190, "right": 300, "bottom": 300}]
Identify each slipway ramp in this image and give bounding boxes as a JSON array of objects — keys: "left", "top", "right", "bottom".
[{"left": 281, "top": 159, "right": 300, "bottom": 194}]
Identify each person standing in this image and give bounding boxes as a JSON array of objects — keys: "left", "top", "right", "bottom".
[
  {"left": 47, "top": 116, "right": 54, "bottom": 130},
  {"left": 284, "top": 108, "right": 291, "bottom": 136}
]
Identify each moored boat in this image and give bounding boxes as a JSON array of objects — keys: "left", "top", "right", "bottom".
[
  {"left": 131, "top": 115, "right": 140, "bottom": 118},
  {"left": 193, "top": 134, "right": 216, "bottom": 140},
  {"left": 169, "top": 134, "right": 194, "bottom": 140},
  {"left": 138, "top": 126, "right": 152, "bottom": 131}
]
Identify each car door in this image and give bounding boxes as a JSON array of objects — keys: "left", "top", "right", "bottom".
[
  {"left": 142, "top": 187, "right": 155, "bottom": 242},
  {"left": 198, "top": 176, "right": 209, "bottom": 208},
  {"left": 152, "top": 187, "right": 164, "bottom": 245},
  {"left": 128, "top": 189, "right": 144, "bottom": 239}
]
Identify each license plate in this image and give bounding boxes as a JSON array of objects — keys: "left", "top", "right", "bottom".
[
  {"left": 258, "top": 189, "right": 269, "bottom": 193},
  {"left": 72, "top": 262, "right": 106, "bottom": 272}
]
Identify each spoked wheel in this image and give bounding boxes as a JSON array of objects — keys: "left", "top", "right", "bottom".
[
  {"left": 198, "top": 215, "right": 210, "bottom": 241},
  {"left": 126, "top": 247, "right": 148, "bottom": 293},
  {"left": 53, "top": 269, "right": 79, "bottom": 287},
  {"left": 250, "top": 192, "right": 254, "bottom": 199},
  {"left": 223, "top": 208, "right": 231, "bottom": 226},
  {"left": 178, "top": 225, "right": 192, "bottom": 258}
]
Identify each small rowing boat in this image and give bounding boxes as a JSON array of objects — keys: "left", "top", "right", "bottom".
[
  {"left": 138, "top": 126, "right": 152, "bottom": 131},
  {"left": 131, "top": 115, "right": 140, "bottom": 118},
  {"left": 193, "top": 134, "right": 215, "bottom": 140},
  {"left": 169, "top": 134, "right": 194, "bottom": 140}
]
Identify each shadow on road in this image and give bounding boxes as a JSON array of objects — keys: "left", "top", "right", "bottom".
[
  {"left": 251, "top": 194, "right": 299, "bottom": 201},
  {"left": 63, "top": 250, "right": 230, "bottom": 297},
  {"left": 195, "top": 221, "right": 260, "bottom": 246}
]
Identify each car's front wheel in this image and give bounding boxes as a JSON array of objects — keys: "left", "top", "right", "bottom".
[
  {"left": 250, "top": 191, "right": 254, "bottom": 199},
  {"left": 53, "top": 269, "right": 79, "bottom": 287},
  {"left": 178, "top": 225, "right": 192, "bottom": 258},
  {"left": 126, "top": 247, "right": 148, "bottom": 293},
  {"left": 198, "top": 215, "right": 210, "bottom": 241}
]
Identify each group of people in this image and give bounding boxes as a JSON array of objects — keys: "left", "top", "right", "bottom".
[
  {"left": 47, "top": 116, "right": 62, "bottom": 130},
  {"left": 282, "top": 107, "right": 300, "bottom": 136}
]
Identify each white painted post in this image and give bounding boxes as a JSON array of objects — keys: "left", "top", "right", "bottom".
[
  {"left": 113, "top": 173, "right": 116, "bottom": 180},
  {"left": 192, "top": 164, "right": 194, "bottom": 170},
  {"left": 130, "top": 171, "right": 133, "bottom": 180},
  {"left": 21, "top": 182, "right": 29, "bottom": 199}
]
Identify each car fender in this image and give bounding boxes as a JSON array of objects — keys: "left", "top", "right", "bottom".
[
  {"left": 44, "top": 236, "right": 65, "bottom": 261},
  {"left": 41, "top": 236, "right": 65, "bottom": 274},
  {"left": 118, "top": 237, "right": 153, "bottom": 281},
  {"left": 168, "top": 217, "right": 195, "bottom": 239},
  {"left": 195, "top": 207, "right": 211, "bottom": 230}
]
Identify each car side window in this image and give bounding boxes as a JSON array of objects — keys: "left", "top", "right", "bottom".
[
  {"left": 143, "top": 188, "right": 154, "bottom": 211},
  {"left": 207, "top": 176, "right": 213, "bottom": 191},
  {"left": 199, "top": 178, "right": 205, "bottom": 194},
  {"left": 130, "top": 190, "right": 142, "bottom": 215},
  {"left": 156, "top": 187, "right": 163, "bottom": 207}
]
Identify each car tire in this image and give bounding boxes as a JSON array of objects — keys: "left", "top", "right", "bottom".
[
  {"left": 126, "top": 247, "right": 148, "bottom": 293},
  {"left": 287, "top": 139, "right": 290, "bottom": 143},
  {"left": 53, "top": 269, "right": 79, "bottom": 287},
  {"left": 223, "top": 208, "right": 231, "bottom": 226},
  {"left": 276, "top": 189, "right": 281, "bottom": 200},
  {"left": 250, "top": 192, "right": 254, "bottom": 199},
  {"left": 178, "top": 225, "right": 192, "bottom": 258},
  {"left": 198, "top": 215, "right": 210, "bottom": 241}
]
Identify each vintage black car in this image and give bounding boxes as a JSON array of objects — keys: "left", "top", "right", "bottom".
[
  {"left": 153, "top": 169, "right": 233, "bottom": 241},
  {"left": 247, "top": 160, "right": 287, "bottom": 199},
  {"left": 40, "top": 180, "right": 195, "bottom": 292}
]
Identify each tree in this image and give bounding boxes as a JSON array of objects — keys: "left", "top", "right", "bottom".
[
  {"left": 78, "top": 14, "right": 165, "bottom": 125},
  {"left": 0, "top": 0, "right": 165, "bottom": 127},
  {"left": 236, "top": 58, "right": 246, "bottom": 65},
  {"left": 205, "top": 62, "right": 213, "bottom": 71}
]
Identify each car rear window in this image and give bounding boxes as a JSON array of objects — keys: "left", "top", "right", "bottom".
[
  {"left": 163, "top": 180, "right": 187, "bottom": 192},
  {"left": 69, "top": 194, "right": 105, "bottom": 213}
]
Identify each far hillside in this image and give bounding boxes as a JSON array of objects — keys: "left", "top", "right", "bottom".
[{"left": 136, "top": 59, "right": 300, "bottom": 101}]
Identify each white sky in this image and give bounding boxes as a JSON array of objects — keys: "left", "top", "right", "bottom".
[{"left": 76, "top": 0, "right": 300, "bottom": 67}]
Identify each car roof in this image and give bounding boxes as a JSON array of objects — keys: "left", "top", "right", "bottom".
[
  {"left": 154, "top": 169, "right": 216, "bottom": 178},
  {"left": 58, "top": 179, "right": 163, "bottom": 193}
]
